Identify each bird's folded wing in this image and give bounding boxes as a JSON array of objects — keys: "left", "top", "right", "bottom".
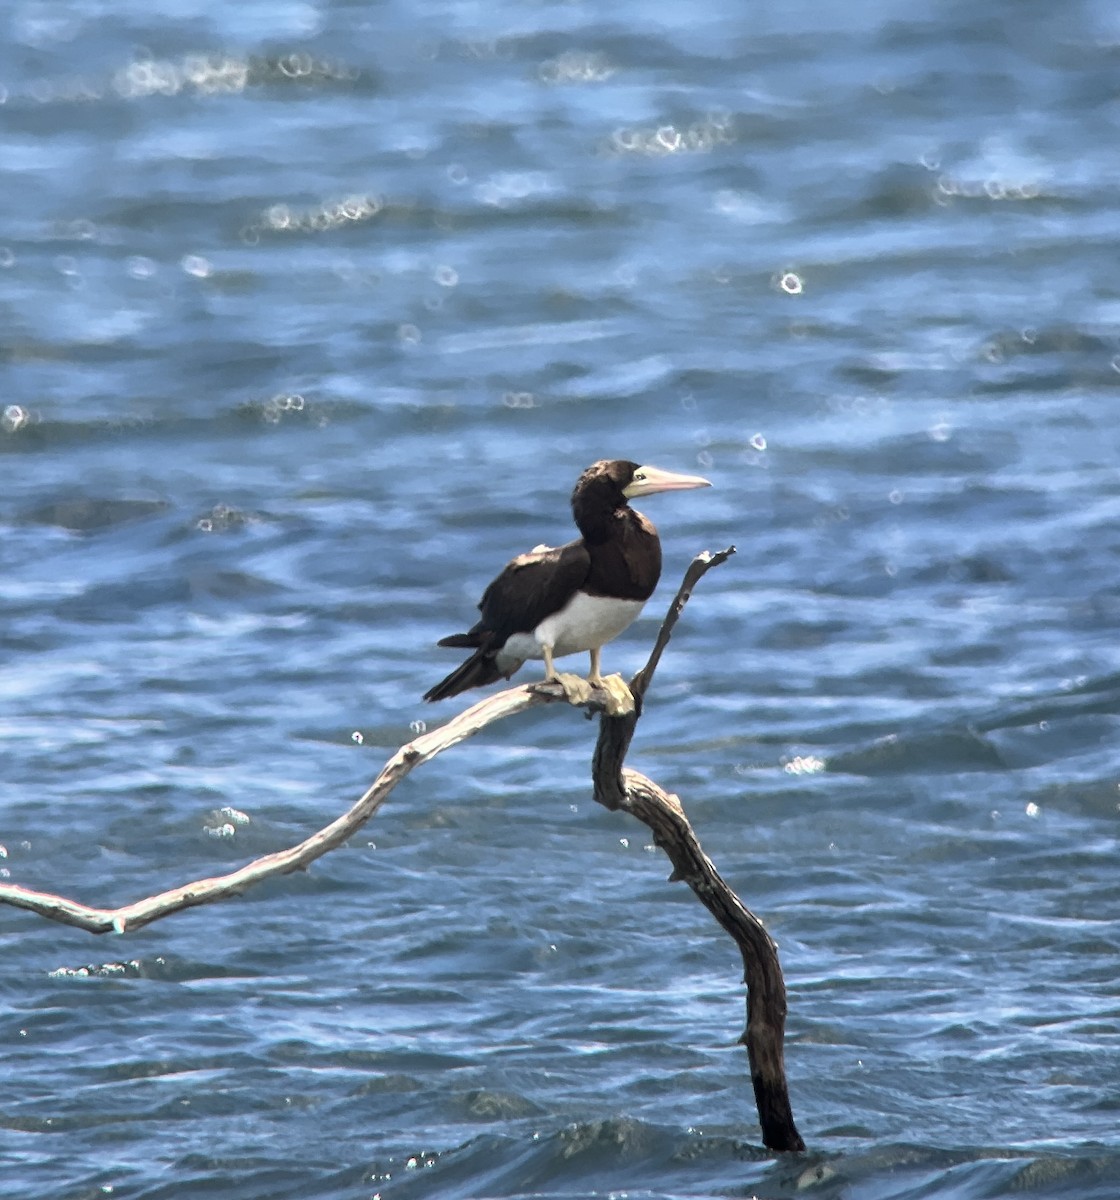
[{"left": 478, "top": 538, "right": 592, "bottom": 639}]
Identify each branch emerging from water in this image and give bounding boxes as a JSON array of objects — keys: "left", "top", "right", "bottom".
[
  {"left": 608, "top": 767, "right": 803, "bottom": 1153},
  {"left": 587, "top": 545, "right": 804, "bottom": 1153},
  {"left": 0, "top": 544, "right": 804, "bottom": 1152}
]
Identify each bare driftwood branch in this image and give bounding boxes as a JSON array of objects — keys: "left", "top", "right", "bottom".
[
  {"left": 0, "top": 544, "right": 804, "bottom": 1152},
  {"left": 593, "top": 545, "right": 736, "bottom": 811},
  {"left": 610, "top": 768, "right": 804, "bottom": 1153},
  {"left": 587, "top": 545, "right": 804, "bottom": 1153},
  {"left": 0, "top": 686, "right": 556, "bottom": 934}
]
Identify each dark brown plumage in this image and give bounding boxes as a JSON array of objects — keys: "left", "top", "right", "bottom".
[{"left": 424, "top": 459, "right": 710, "bottom": 702}]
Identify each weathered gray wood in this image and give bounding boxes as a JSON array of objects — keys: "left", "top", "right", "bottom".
[
  {"left": 0, "top": 545, "right": 804, "bottom": 1152},
  {"left": 0, "top": 686, "right": 556, "bottom": 933}
]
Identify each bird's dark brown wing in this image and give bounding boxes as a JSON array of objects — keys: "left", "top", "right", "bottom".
[
  {"left": 425, "top": 538, "right": 592, "bottom": 702},
  {"left": 432, "top": 538, "right": 592, "bottom": 650},
  {"left": 476, "top": 537, "right": 592, "bottom": 641}
]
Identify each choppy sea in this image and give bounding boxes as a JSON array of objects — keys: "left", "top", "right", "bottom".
[{"left": 3, "top": 1, "right": 1120, "bottom": 1196}]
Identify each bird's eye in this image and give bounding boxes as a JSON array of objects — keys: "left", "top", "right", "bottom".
[{"left": 633, "top": 471, "right": 645, "bottom": 481}]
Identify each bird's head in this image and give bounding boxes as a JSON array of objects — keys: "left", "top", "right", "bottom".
[
  {"left": 619, "top": 461, "right": 712, "bottom": 499},
  {"left": 574, "top": 459, "right": 711, "bottom": 507},
  {"left": 571, "top": 460, "right": 711, "bottom": 535}
]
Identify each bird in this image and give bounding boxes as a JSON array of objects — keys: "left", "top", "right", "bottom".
[{"left": 423, "top": 459, "right": 711, "bottom": 706}]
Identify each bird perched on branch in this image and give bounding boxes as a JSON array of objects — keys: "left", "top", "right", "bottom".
[{"left": 423, "top": 459, "right": 710, "bottom": 707}]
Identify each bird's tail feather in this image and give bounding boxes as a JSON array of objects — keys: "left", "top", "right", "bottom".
[
  {"left": 423, "top": 648, "right": 505, "bottom": 702},
  {"left": 436, "top": 632, "right": 481, "bottom": 649}
]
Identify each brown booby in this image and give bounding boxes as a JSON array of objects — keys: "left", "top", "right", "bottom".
[{"left": 423, "top": 459, "right": 711, "bottom": 703}]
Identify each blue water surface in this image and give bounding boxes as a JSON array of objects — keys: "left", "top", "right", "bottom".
[{"left": 2, "top": 0, "right": 1119, "bottom": 1197}]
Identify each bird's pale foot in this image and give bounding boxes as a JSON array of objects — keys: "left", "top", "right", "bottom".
[
  {"left": 597, "top": 673, "right": 635, "bottom": 717},
  {"left": 552, "top": 671, "right": 594, "bottom": 706},
  {"left": 539, "top": 670, "right": 634, "bottom": 715}
]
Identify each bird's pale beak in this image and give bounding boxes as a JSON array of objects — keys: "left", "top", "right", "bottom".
[{"left": 623, "top": 465, "right": 712, "bottom": 498}]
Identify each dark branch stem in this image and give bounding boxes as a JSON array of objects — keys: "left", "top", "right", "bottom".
[
  {"left": 593, "top": 545, "right": 735, "bottom": 812},
  {"left": 620, "top": 770, "right": 804, "bottom": 1152},
  {"left": 591, "top": 546, "right": 804, "bottom": 1153},
  {"left": 632, "top": 544, "right": 737, "bottom": 702}
]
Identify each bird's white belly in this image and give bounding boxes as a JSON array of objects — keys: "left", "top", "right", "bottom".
[{"left": 498, "top": 592, "right": 646, "bottom": 668}]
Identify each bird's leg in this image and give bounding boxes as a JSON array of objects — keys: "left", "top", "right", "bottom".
[
  {"left": 539, "top": 643, "right": 592, "bottom": 706},
  {"left": 589, "top": 648, "right": 635, "bottom": 715},
  {"left": 540, "top": 644, "right": 632, "bottom": 714},
  {"left": 586, "top": 647, "right": 635, "bottom": 716}
]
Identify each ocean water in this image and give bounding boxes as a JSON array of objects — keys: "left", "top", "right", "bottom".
[{"left": 2, "top": 0, "right": 1120, "bottom": 1196}]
